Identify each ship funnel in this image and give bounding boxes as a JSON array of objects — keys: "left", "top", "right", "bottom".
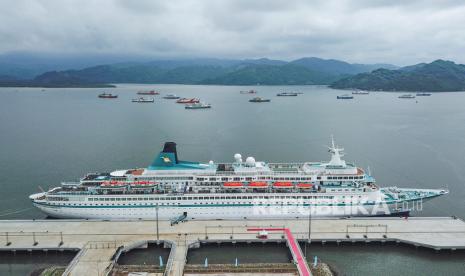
[
  {"left": 162, "top": 142, "right": 179, "bottom": 164},
  {"left": 149, "top": 142, "right": 179, "bottom": 168}
]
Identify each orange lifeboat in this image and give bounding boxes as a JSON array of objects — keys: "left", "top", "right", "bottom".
[
  {"left": 273, "top": 182, "right": 293, "bottom": 188},
  {"left": 223, "top": 182, "right": 244, "bottom": 188},
  {"left": 130, "top": 181, "right": 156, "bottom": 189},
  {"left": 248, "top": 182, "right": 268, "bottom": 188},
  {"left": 100, "top": 181, "right": 127, "bottom": 189},
  {"left": 297, "top": 183, "right": 313, "bottom": 189}
]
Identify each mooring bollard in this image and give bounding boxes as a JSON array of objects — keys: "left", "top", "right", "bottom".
[
  {"left": 58, "top": 232, "right": 63, "bottom": 247},
  {"left": 5, "top": 232, "right": 11, "bottom": 246},
  {"left": 33, "top": 232, "right": 38, "bottom": 246}
]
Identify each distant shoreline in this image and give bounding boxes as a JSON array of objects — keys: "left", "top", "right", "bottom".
[
  {"left": 1, "top": 82, "right": 464, "bottom": 92},
  {"left": 0, "top": 83, "right": 116, "bottom": 88}
]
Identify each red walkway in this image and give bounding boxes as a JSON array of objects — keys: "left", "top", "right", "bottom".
[{"left": 248, "top": 228, "right": 311, "bottom": 276}]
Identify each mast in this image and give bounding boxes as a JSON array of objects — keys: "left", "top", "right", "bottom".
[{"left": 327, "top": 135, "right": 346, "bottom": 167}]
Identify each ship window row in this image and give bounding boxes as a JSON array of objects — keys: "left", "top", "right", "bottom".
[
  {"left": 135, "top": 177, "right": 193, "bottom": 181},
  {"left": 196, "top": 177, "right": 315, "bottom": 182},
  {"left": 327, "top": 176, "right": 363, "bottom": 180},
  {"left": 47, "top": 196, "right": 69, "bottom": 201},
  {"left": 86, "top": 195, "right": 335, "bottom": 201}
]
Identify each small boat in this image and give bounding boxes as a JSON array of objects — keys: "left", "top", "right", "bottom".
[
  {"left": 137, "top": 90, "right": 159, "bottom": 95},
  {"left": 277, "top": 92, "right": 298, "bottom": 96},
  {"left": 176, "top": 98, "right": 200, "bottom": 104},
  {"left": 99, "top": 181, "right": 127, "bottom": 189},
  {"left": 273, "top": 182, "right": 293, "bottom": 188},
  {"left": 185, "top": 102, "right": 212, "bottom": 109},
  {"left": 416, "top": 92, "right": 432, "bottom": 96},
  {"left": 399, "top": 94, "right": 416, "bottom": 99},
  {"left": 132, "top": 97, "right": 154, "bottom": 103},
  {"left": 98, "top": 93, "right": 118, "bottom": 99},
  {"left": 352, "top": 90, "right": 369, "bottom": 95},
  {"left": 223, "top": 182, "right": 243, "bottom": 188},
  {"left": 248, "top": 182, "right": 268, "bottom": 188},
  {"left": 129, "top": 181, "right": 156, "bottom": 189},
  {"left": 163, "top": 94, "right": 180, "bottom": 99},
  {"left": 249, "top": 97, "right": 271, "bottom": 103},
  {"left": 337, "top": 94, "right": 354, "bottom": 99},
  {"left": 297, "top": 183, "right": 313, "bottom": 189},
  {"left": 240, "top": 90, "right": 257, "bottom": 94}
]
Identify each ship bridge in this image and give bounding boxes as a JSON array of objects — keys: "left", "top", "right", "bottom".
[{"left": 302, "top": 137, "right": 360, "bottom": 175}]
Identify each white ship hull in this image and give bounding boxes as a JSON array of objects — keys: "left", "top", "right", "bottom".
[{"left": 31, "top": 190, "right": 439, "bottom": 220}]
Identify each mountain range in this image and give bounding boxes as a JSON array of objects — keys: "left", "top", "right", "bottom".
[
  {"left": 330, "top": 60, "right": 465, "bottom": 92},
  {"left": 2, "top": 54, "right": 465, "bottom": 91},
  {"left": 0, "top": 55, "right": 397, "bottom": 87}
]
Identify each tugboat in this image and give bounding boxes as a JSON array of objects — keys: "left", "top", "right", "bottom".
[
  {"left": 399, "top": 94, "right": 416, "bottom": 99},
  {"left": 277, "top": 92, "right": 298, "bottom": 96},
  {"left": 176, "top": 98, "right": 200, "bottom": 104},
  {"left": 137, "top": 90, "right": 159, "bottom": 95},
  {"left": 132, "top": 97, "right": 155, "bottom": 103},
  {"left": 240, "top": 90, "right": 257, "bottom": 94},
  {"left": 249, "top": 97, "right": 271, "bottom": 103},
  {"left": 98, "top": 93, "right": 118, "bottom": 99},
  {"left": 416, "top": 92, "right": 432, "bottom": 96},
  {"left": 337, "top": 94, "right": 354, "bottom": 99},
  {"left": 185, "top": 102, "right": 212, "bottom": 109},
  {"left": 163, "top": 94, "right": 180, "bottom": 99}
]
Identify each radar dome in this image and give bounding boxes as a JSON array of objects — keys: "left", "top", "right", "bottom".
[
  {"left": 234, "top": 153, "right": 242, "bottom": 163},
  {"left": 245, "top": 156, "right": 256, "bottom": 166}
]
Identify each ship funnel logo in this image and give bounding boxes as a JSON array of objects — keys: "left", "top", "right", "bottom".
[{"left": 161, "top": 156, "right": 172, "bottom": 163}]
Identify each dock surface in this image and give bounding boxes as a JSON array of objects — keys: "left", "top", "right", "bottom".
[{"left": 1, "top": 217, "right": 464, "bottom": 275}]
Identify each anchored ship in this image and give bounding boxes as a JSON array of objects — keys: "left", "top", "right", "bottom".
[{"left": 30, "top": 139, "right": 447, "bottom": 220}]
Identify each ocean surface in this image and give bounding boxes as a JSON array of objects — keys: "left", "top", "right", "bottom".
[
  {"left": 0, "top": 84, "right": 463, "bottom": 219},
  {"left": 0, "top": 84, "right": 464, "bottom": 275}
]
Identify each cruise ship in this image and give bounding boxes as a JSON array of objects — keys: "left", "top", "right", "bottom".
[{"left": 30, "top": 140, "right": 448, "bottom": 220}]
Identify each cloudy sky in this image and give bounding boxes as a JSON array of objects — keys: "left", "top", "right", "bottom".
[{"left": 1, "top": 0, "right": 465, "bottom": 65}]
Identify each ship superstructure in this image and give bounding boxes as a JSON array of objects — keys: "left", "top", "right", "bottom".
[{"left": 30, "top": 140, "right": 447, "bottom": 220}]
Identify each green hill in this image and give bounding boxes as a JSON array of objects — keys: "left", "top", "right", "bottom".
[
  {"left": 0, "top": 56, "right": 398, "bottom": 87},
  {"left": 200, "top": 64, "right": 340, "bottom": 85},
  {"left": 330, "top": 60, "right": 465, "bottom": 92}
]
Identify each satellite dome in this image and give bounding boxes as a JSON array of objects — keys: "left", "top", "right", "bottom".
[
  {"left": 209, "top": 160, "right": 214, "bottom": 165},
  {"left": 234, "top": 153, "right": 242, "bottom": 163},
  {"left": 245, "top": 157, "right": 256, "bottom": 166}
]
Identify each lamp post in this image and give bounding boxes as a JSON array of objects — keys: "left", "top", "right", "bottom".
[
  {"left": 156, "top": 203, "right": 159, "bottom": 242},
  {"left": 308, "top": 205, "right": 312, "bottom": 242},
  {"left": 308, "top": 204, "right": 312, "bottom": 259}
]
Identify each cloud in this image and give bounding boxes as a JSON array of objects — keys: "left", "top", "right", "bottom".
[{"left": 0, "top": 0, "right": 465, "bottom": 65}]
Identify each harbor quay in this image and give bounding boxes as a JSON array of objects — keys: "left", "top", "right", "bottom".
[{"left": 0, "top": 216, "right": 464, "bottom": 276}]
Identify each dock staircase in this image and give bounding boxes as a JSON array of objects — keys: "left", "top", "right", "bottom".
[{"left": 247, "top": 227, "right": 312, "bottom": 276}]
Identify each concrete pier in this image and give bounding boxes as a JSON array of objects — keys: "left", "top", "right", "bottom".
[{"left": 0, "top": 217, "right": 464, "bottom": 275}]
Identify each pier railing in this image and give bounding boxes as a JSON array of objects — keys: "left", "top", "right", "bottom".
[{"left": 1, "top": 231, "right": 65, "bottom": 247}]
